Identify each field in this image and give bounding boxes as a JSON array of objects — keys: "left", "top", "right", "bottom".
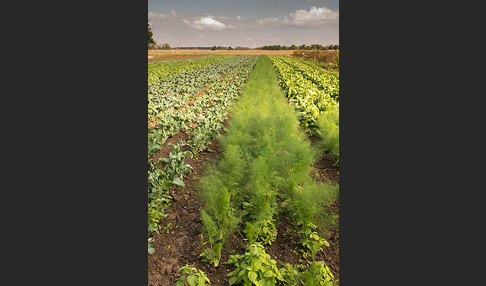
[
  {"left": 148, "top": 49, "right": 295, "bottom": 63},
  {"left": 148, "top": 54, "right": 339, "bottom": 285}
]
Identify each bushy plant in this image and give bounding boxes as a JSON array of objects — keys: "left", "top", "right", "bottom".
[
  {"left": 302, "top": 261, "right": 337, "bottom": 286},
  {"left": 226, "top": 243, "right": 285, "bottom": 286},
  {"left": 199, "top": 180, "right": 240, "bottom": 267},
  {"left": 280, "top": 261, "right": 337, "bottom": 286},
  {"left": 279, "top": 263, "right": 301, "bottom": 286},
  {"left": 289, "top": 182, "right": 338, "bottom": 230},
  {"left": 176, "top": 265, "right": 211, "bottom": 286},
  {"left": 284, "top": 182, "right": 338, "bottom": 259}
]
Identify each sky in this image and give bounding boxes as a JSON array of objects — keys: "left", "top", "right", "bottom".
[{"left": 148, "top": 0, "right": 339, "bottom": 48}]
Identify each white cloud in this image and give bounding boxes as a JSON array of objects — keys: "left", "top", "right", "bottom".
[
  {"left": 236, "top": 15, "right": 242, "bottom": 20},
  {"left": 256, "top": 17, "right": 279, "bottom": 24},
  {"left": 170, "top": 10, "right": 178, "bottom": 16},
  {"left": 183, "top": 17, "right": 228, "bottom": 30},
  {"left": 148, "top": 12, "right": 166, "bottom": 19},
  {"left": 288, "top": 6, "right": 338, "bottom": 26}
]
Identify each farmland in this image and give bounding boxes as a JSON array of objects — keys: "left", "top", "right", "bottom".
[{"left": 148, "top": 54, "right": 339, "bottom": 286}]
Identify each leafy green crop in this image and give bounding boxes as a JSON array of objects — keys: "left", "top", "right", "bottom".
[
  {"left": 197, "top": 56, "right": 339, "bottom": 284},
  {"left": 280, "top": 261, "right": 337, "bottom": 286},
  {"left": 301, "top": 261, "right": 337, "bottom": 286},
  {"left": 199, "top": 56, "right": 316, "bottom": 253},
  {"left": 226, "top": 243, "right": 285, "bottom": 286},
  {"left": 147, "top": 141, "right": 194, "bottom": 254},
  {"left": 148, "top": 55, "right": 233, "bottom": 84},
  {"left": 148, "top": 56, "right": 259, "bottom": 255},
  {"left": 268, "top": 55, "right": 339, "bottom": 134},
  {"left": 176, "top": 265, "right": 211, "bottom": 286}
]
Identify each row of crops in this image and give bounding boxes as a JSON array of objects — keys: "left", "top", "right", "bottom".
[
  {"left": 148, "top": 55, "right": 340, "bottom": 285},
  {"left": 148, "top": 55, "right": 234, "bottom": 85},
  {"left": 268, "top": 56, "right": 339, "bottom": 132},
  {"left": 148, "top": 55, "right": 259, "bottom": 254},
  {"left": 269, "top": 55, "right": 339, "bottom": 163},
  {"left": 197, "top": 56, "right": 339, "bottom": 285},
  {"left": 148, "top": 55, "right": 258, "bottom": 151}
]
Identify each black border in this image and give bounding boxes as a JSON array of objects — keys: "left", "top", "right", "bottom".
[{"left": 13, "top": 1, "right": 150, "bottom": 284}]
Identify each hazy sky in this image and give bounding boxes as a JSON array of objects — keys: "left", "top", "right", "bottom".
[{"left": 148, "top": 0, "right": 339, "bottom": 47}]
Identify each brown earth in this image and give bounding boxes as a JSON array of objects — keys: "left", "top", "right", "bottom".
[
  {"left": 148, "top": 129, "right": 339, "bottom": 285},
  {"left": 148, "top": 55, "right": 206, "bottom": 63},
  {"left": 148, "top": 49, "right": 294, "bottom": 58}
]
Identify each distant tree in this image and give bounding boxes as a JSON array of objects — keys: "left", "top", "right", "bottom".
[
  {"left": 148, "top": 21, "right": 156, "bottom": 49},
  {"left": 290, "top": 44, "right": 296, "bottom": 50},
  {"left": 211, "top": 46, "right": 217, "bottom": 50},
  {"left": 161, "top": 43, "right": 171, "bottom": 50}
]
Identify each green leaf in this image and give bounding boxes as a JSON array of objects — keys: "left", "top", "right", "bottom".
[
  {"left": 228, "top": 277, "right": 238, "bottom": 285},
  {"left": 275, "top": 270, "right": 285, "bottom": 281},
  {"left": 198, "top": 276, "right": 206, "bottom": 285},
  {"left": 227, "top": 268, "right": 239, "bottom": 277},
  {"left": 238, "top": 269, "right": 246, "bottom": 277},
  {"left": 172, "top": 177, "right": 185, "bottom": 188},
  {"left": 240, "top": 210, "right": 249, "bottom": 216},
  {"left": 248, "top": 271, "right": 257, "bottom": 282},
  {"left": 214, "top": 242, "right": 222, "bottom": 255},
  {"left": 251, "top": 257, "right": 261, "bottom": 269},
  {"left": 148, "top": 242, "right": 156, "bottom": 254},
  {"left": 263, "top": 269, "right": 274, "bottom": 278},
  {"left": 322, "top": 239, "right": 330, "bottom": 247},
  {"left": 162, "top": 180, "right": 175, "bottom": 189},
  {"left": 187, "top": 275, "right": 197, "bottom": 286}
]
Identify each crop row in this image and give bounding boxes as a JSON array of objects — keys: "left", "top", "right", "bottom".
[
  {"left": 198, "top": 56, "right": 339, "bottom": 285},
  {"left": 148, "top": 55, "right": 234, "bottom": 85},
  {"left": 277, "top": 55, "right": 339, "bottom": 100},
  {"left": 148, "top": 55, "right": 259, "bottom": 254},
  {"left": 148, "top": 55, "right": 259, "bottom": 152},
  {"left": 268, "top": 55, "right": 339, "bottom": 134}
]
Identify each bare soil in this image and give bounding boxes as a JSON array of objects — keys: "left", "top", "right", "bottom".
[
  {"left": 148, "top": 55, "right": 206, "bottom": 63},
  {"left": 148, "top": 130, "right": 339, "bottom": 285},
  {"left": 148, "top": 49, "right": 295, "bottom": 58}
]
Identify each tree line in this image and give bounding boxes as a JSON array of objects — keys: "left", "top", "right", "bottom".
[{"left": 260, "top": 44, "right": 338, "bottom": 50}]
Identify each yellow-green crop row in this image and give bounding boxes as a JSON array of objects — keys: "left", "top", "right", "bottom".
[
  {"left": 268, "top": 55, "right": 339, "bottom": 133},
  {"left": 148, "top": 55, "right": 234, "bottom": 84}
]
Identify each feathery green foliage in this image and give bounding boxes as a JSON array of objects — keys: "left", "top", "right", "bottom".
[
  {"left": 199, "top": 56, "right": 338, "bottom": 276},
  {"left": 316, "top": 106, "right": 339, "bottom": 164}
]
